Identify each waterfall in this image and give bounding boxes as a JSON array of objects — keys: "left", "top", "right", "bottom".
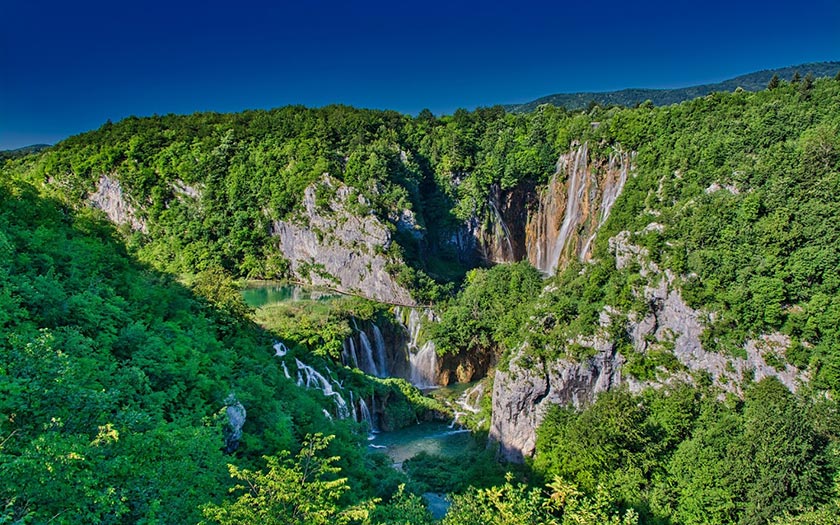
[
  {"left": 396, "top": 307, "right": 440, "bottom": 388},
  {"left": 371, "top": 324, "right": 388, "bottom": 377},
  {"left": 358, "top": 397, "right": 377, "bottom": 433},
  {"left": 281, "top": 361, "right": 291, "bottom": 379},
  {"left": 487, "top": 199, "right": 515, "bottom": 261},
  {"left": 357, "top": 331, "right": 379, "bottom": 377},
  {"left": 294, "top": 358, "right": 350, "bottom": 419},
  {"left": 410, "top": 341, "right": 438, "bottom": 388},
  {"left": 273, "top": 341, "right": 288, "bottom": 357},
  {"left": 547, "top": 142, "right": 588, "bottom": 275},
  {"left": 580, "top": 149, "right": 631, "bottom": 260}
]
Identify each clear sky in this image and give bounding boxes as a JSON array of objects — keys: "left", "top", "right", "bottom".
[{"left": 1, "top": 0, "right": 838, "bottom": 150}]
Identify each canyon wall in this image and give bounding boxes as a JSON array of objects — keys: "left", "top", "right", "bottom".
[{"left": 471, "top": 142, "right": 634, "bottom": 274}]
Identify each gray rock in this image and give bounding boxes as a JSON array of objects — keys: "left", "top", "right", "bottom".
[
  {"left": 271, "top": 176, "right": 416, "bottom": 305},
  {"left": 88, "top": 175, "right": 147, "bottom": 233},
  {"left": 223, "top": 394, "right": 246, "bottom": 453},
  {"left": 490, "top": 346, "right": 623, "bottom": 462},
  {"left": 489, "top": 229, "right": 806, "bottom": 463}
]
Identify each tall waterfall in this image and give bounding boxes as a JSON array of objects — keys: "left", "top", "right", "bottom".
[
  {"left": 371, "top": 324, "right": 389, "bottom": 377},
  {"left": 580, "top": 148, "right": 632, "bottom": 259},
  {"left": 547, "top": 142, "right": 588, "bottom": 275},
  {"left": 526, "top": 143, "right": 634, "bottom": 275},
  {"left": 357, "top": 331, "right": 380, "bottom": 377}
]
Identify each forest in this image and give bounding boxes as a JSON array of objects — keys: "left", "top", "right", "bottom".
[{"left": 2, "top": 74, "right": 840, "bottom": 523}]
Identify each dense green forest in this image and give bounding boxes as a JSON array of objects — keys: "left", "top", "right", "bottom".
[
  {"left": 3, "top": 74, "right": 840, "bottom": 523},
  {"left": 504, "top": 61, "right": 840, "bottom": 112}
]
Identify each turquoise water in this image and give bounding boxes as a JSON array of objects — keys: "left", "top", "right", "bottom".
[
  {"left": 368, "top": 421, "right": 473, "bottom": 464},
  {"left": 241, "top": 283, "right": 340, "bottom": 308}
]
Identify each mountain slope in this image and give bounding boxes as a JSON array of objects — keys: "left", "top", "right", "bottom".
[{"left": 504, "top": 61, "right": 840, "bottom": 112}]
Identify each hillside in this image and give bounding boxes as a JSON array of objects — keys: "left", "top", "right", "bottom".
[
  {"left": 4, "top": 74, "right": 840, "bottom": 523},
  {"left": 504, "top": 61, "right": 840, "bottom": 112}
]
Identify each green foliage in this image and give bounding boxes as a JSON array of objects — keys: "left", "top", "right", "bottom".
[
  {"left": 432, "top": 261, "right": 543, "bottom": 356},
  {"left": 441, "top": 473, "right": 639, "bottom": 525},
  {"left": 201, "top": 433, "right": 371, "bottom": 525},
  {"left": 533, "top": 381, "right": 836, "bottom": 525},
  {"left": 0, "top": 178, "right": 415, "bottom": 523}
]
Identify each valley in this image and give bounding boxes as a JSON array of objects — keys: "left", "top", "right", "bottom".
[{"left": 2, "top": 72, "right": 840, "bottom": 524}]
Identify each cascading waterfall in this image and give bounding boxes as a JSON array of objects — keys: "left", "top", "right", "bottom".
[
  {"left": 579, "top": 148, "right": 632, "bottom": 259},
  {"left": 410, "top": 341, "right": 438, "bottom": 388},
  {"left": 294, "top": 358, "right": 351, "bottom": 419},
  {"left": 358, "top": 397, "right": 376, "bottom": 433},
  {"left": 371, "top": 324, "right": 389, "bottom": 377},
  {"left": 527, "top": 142, "right": 634, "bottom": 275},
  {"left": 547, "top": 142, "right": 588, "bottom": 275},
  {"left": 357, "top": 331, "right": 379, "bottom": 377},
  {"left": 396, "top": 307, "right": 439, "bottom": 388}
]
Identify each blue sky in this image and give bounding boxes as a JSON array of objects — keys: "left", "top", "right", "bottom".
[{"left": 1, "top": 0, "right": 838, "bottom": 149}]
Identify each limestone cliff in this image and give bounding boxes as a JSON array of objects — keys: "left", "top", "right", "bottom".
[
  {"left": 271, "top": 176, "right": 416, "bottom": 305},
  {"left": 468, "top": 143, "right": 634, "bottom": 274},
  {"left": 489, "top": 228, "right": 806, "bottom": 462},
  {"left": 88, "top": 174, "right": 147, "bottom": 233}
]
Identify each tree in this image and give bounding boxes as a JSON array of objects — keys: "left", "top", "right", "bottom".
[
  {"left": 800, "top": 73, "right": 815, "bottom": 99},
  {"left": 201, "top": 434, "right": 370, "bottom": 525},
  {"left": 767, "top": 74, "right": 780, "bottom": 90},
  {"left": 792, "top": 71, "right": 802, "bottom": 83}
]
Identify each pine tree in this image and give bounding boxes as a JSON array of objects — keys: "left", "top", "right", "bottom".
[
  {"left": 791, "top": 71, "right": 802, "bottom": 83},
  {"left": 800, "top": 72, "right": 815, "bottom": 100},
  {"left": 767, "top": 74, "right": 780, "bottom": 90}
]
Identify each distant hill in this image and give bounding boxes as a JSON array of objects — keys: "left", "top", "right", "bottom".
[
  {"left": 504, "top": 61, "right": 840, "bottom": 113},
  {"left": 0, "top": 143, "right": 51, "bottom": 160}
]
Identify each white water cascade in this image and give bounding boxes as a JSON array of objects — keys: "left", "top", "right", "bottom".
[
  {"left": 371, "top": 324, "right": 389, "bottom": 377},
  {"left": 294, "top": 358, "right": 351, "bottom": 419},
  {"left": 358, "top": 397, "right": 377, "bottom": 433},
  {"left": 410, "top": 341, "right": 438, "bottom": 388},
  {"left": 580, "top": 148, "right": 633, "bottom": 260},
  {"left": 547, "top": 142, "right": 588, "bottom": 275},
  {"left": 357, "top": 331, "right": 380, "bottom": 377},
  {"left": 397, "top": 307, "right": 439, "bottom": 388}
]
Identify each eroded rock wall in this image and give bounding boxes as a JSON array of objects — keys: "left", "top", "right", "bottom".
[{"left": 271, "top": 176, "right": 416, "bottom": 305}]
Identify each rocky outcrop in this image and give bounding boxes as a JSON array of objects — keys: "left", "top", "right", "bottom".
[
  {"left": 462, "top": 143, "right": 634, "bottom": 274},
  {"left": 88, "top": 175, "right": 147, "bottom": 233},
  {"left": 525, "top": 142, "right": 634, "bottom": 274},
  {"left": 490, "top": 347, "right": 623, "bottom": 462},
  {"left": 271, "top": 176, "right": 416, "bottom": 305},
  {"left": 489, "top": 228, "right": 806, "bottom": 463},
  {"left": 472, "top": 183, "right": 533, "bottom": 264},
  {"left": 222, "top": 394, "right": 246, "bottom": 453},
  {"left": 612, "top": 230, "right": 802, "bottom": 393}
]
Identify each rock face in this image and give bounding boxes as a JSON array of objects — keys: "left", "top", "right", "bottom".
[
  {"left": 223, "top": 394, "right": 247, "bottom": 453},
  {"left": 525, "top": 143, "right": 634, "bottom": 273},
  {"left": 271, "top": 176, "right": 416, "bottom": 305},
  {"left": 489, "top": 229, "right": 806, "bottom": 463},
  {"left": 466, "top": 143, "right": 634, "bottom": 273},
  {"left": 88, "top": 175, "right": 147, "bottom": 233},
  {"left": 490, "top": 348, "right": 623, "bottom": 462}
]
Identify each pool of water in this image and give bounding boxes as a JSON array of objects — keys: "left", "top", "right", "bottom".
[
  {"left": 368, "top": 421, "right": 473, "bottom": 464},
  {"left": 241, "top": 282, "right": 340, "bottom": 308}
]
